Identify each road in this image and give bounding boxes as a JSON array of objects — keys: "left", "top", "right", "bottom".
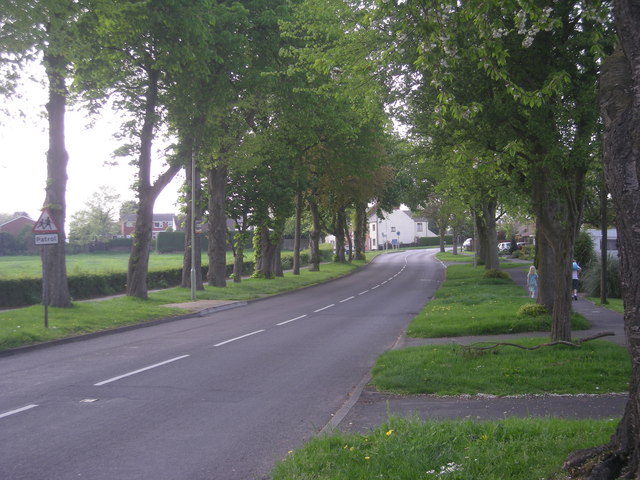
[{"left": 0, "top": 249, "right": 444, "bottom": 480}]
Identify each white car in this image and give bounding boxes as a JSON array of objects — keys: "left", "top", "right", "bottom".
[
  {"left": 463, "top": 238, "right": 473, "bottom": 250},
  {"left": 498, "top": 242, "right": 511, "bottom": 254}
]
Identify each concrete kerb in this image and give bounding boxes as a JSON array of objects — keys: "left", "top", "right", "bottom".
[{"left": 331, "top": 259, "right": 628, "bottom": 433}]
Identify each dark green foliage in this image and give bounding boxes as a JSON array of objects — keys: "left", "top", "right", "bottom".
[
  {"left": 417, "top": 236, "right": 452, "bottom": 247},
  {"left": 517, "top": 303, "right": 548, "bottom": 318},
  {"left": 482, "top": 269, "right": 510, "bottom": 280},
  {"left": 574, "top": 231, "right": 595, "bottom": 268},
  {"left": 156, "top": 232, "right": 185, "bottom": 253},
  {"left": 581, "top": 253, "right": 621, "bottom": 298},
  {"left": 0, "top": 278, "right": 41, "bottom": 307}
]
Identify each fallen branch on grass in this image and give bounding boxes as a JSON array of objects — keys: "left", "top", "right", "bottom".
[{"left": 460, "top": 331, "right": 616, "bottom": 352}]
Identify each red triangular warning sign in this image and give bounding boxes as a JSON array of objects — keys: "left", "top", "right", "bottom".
[{"left": 32, "top": 209, "right": 60, "bottom": 234}]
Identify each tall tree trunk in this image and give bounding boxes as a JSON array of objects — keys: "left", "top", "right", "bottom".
[
  {"left": 207, "top": 164, "right": 228, "bottom": 287},
  {"left": 308, "top": 196, "right": 321, "bottom": 272},
  {"left": 42, "top": 48, "right": 71, "bottom": 308},
  {"left": 292, "top": 191, "right": 303, "bottom": 274},
  {"left": 232, "top": 230, "right": 248, "bottom": 283},
  {"left": 334, "top": 208, "right": 347, "bottom": 262},
  {"left": 181, "top": 158, "right": 203, "bottom": 290},
  {"left": 126, "top": 68, "right": 181, "bottom": 299},
  {"left": 255, "top": 225, "right": 278, "bottom": 278},
  {"left": 536, "top": 228, "right": 556, "bottom": 312},
  {"left": 600, "top": 172, "right": 609, "bottom": 304},
  {"left": 474, "top": 200, "right": 499, "bottom": 270},
  {"left": 532, "top": 167, "right": 583, "bottom": 342},
  {"left": 564, "top": 34, "right": 640, "bottom": 479},
  {"left": 353, "top": 202, "right": 366, "bottom": 261}
]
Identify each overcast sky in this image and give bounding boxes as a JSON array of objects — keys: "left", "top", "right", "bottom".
[{"left": 0, "top": 67, "right": 183, "bottom": 222}]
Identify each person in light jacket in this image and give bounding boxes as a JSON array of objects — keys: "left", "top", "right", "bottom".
[{"left": 527, "top": 265, "right": 538, "bottom": 299}]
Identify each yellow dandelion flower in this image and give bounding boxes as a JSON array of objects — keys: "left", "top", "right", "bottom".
[{"left": 386, "top": 429, "right": 394, "bottom": 436}]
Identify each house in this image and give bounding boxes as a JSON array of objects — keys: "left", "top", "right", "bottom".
[
  {"left": 120, "top": 213, "right": 178, "bottom": 238},
  {"left": 0, "top": 215, "right": 35, "bottom": 236},
  {"left": 585, "top": 228, "right": 618, "bottom": 256},
  {"left": 368, "top": 208, "right": 436, "bottom": 250}
]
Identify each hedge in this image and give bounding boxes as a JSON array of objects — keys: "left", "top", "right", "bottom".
[{"left": 0, "top": 248, "right": 332, "bottom": 309}]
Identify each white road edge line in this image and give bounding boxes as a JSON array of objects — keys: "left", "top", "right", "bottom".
[
  {"left": 94, "top": 355, "right": 190, "bottom": 386},
  {"left": 277, "top": 315, "right": 307, "bottom": 326},
  {"left": 0, "top": 404, "right": 38, "bottom": 420},
  {"left": 314, "top": 304, "right": 335, "bottom": 313},
  {"left": 214, "top": 330, "right": 265, "bottom": 347},
  {"left": 339, "top": 296, "right": 355, "bottom": 303}
]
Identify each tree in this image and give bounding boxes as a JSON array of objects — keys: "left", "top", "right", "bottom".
[
  {"left": 74, "top": 0, "right": 211, "bottom": 298},
  {"left": 1, "top": 0, "right": 82, "bottom": 307},
  {"left": 372, "top": 0, "right": 611, "bottom": 341},
  {"left": 563, "top": 4, "right": 640, "bottom": 477},
  {"left": 68, "top": 186, "right": 120, "bottom": 245}
]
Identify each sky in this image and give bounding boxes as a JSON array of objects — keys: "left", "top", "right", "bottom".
[{"left": 0, "top": 67, "right": 183, "bottom": 223}]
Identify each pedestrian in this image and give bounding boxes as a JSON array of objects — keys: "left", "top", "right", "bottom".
[
  {"left": 527, "top": 265, "right": 538, "bottom": 299},
  {"left": 572, "top": 259, "right": 581, "bottom": 300}
]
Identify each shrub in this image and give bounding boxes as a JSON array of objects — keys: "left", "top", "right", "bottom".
[
  {"left": 517, "top": 303, "right": 548, "bottom": 318},
  {"left": 575, "top": 230, "right": 595, "bottom": 268},
  {"left": 581, "top": 253, "right": 621, "bottom": 298},
  {"left": 482, "top": 269, "right": 511, "bottom": 280}
]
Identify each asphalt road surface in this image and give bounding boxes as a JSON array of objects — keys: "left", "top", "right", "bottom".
[{"left": 0, "top": 249, "right": 444, "bottom": 480}]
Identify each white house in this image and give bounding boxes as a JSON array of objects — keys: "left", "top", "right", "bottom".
[
  {"left": 368, "top": 208, "right": 436, "bottom": 250},
  {"left": 585, "top": 228, "right": 618, "bottom": 256}
]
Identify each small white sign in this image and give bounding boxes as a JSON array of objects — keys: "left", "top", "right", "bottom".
[{"left": 34, "top": 233, "right": 59, "bottom": 245}]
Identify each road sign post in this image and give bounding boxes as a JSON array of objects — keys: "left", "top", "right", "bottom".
[{"left": 32, "top": 209, "right": 60, "bottom": 329}]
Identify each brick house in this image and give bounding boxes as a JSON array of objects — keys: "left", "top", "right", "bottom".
[
  {"left": 0, "top": 215, "right": 35, "bottom": 236},
  {"left": 120, "top": 213, "right": 178, "bottom": 238}
]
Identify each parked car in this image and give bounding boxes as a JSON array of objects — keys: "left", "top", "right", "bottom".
[
  {"left": 463, "top": 238, "right": 473, "bottom": 250},
  {"left": 498, "top": 242, "right": 511, "bottom": 254}
]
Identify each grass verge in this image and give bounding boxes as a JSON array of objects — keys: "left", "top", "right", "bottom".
[
  {"left": 272, "top": 417, "right": 617, "bottom": 480},
  {"left": 0, "top": 261, "right": 363, "bottom": 351},
  {"left": 407, "top": 263, "right": 589, "bottom": 338},
  {"left": 371, "top": 338, "right": 630, "bottom": 395}
]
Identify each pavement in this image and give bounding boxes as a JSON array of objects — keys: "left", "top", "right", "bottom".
[{"left": 331, "top": 264, "right": 629, "bottom": 434}]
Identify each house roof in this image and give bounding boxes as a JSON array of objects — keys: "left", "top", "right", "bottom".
[{"left": 121, "top": 213, "right": 176, "bottom": 222}]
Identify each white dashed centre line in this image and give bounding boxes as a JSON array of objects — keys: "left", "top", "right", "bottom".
[
  {"left": 0, "top": 404, "right": 38, "bottom": 420},
  {"left": 214, "top": 330, "right": 265, "bottom": 347},
  {"left": 359, "top": 290, "right": 369, "bottom": 295},
  {"left": 94, "top": 355, "right": 190, "bottom": 386},
  {"left": 339, "top": 296, "right": 355, "bottom": 303},
  {"left": 314, "top": 304, "right": 335, "bottom": 313},
  {"left": 277, "top": 315, "right": 307, "bottom": 326}
]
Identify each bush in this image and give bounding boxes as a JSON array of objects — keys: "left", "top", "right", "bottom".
[
  {"left": 517, "top": 303, "right": 549, "bottom": 318},
  {"left": 575, "top": 230, "right": 595, "bottom": 268},
  {"left": 581, "top": 253, "right": 621, "bottom": 298},
  {"left": 482, "top": 269, "right": 511, "bottom": 280},
  {"left": 156, "top": 232, "right": 186, "bottom": 253}
]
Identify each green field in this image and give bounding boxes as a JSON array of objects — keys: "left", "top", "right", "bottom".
[{"left": 0, "top": 251, "right": 249, "bottom": 279}]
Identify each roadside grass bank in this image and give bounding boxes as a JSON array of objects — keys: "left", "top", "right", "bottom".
[
  {"left": 271, "top": 416, "right": 617, "bottom": 480},
  {"left": 407, "top": 262, "right": 589, "bottom": 338},
  {"left": 269, "top": 251, "right": 627, "bottom": 479},
  {"left": 371, "top": 338, "right": 630, "bottom": 395},
  {"left": 0, "top": 261, "right": 364, "bottom": 351}
]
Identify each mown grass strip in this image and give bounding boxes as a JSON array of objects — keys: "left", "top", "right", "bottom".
[
  {"left": 371, "top": 338, "right": 630, "bottom": 395},
  {"left": 0, "top": 261, "right": 364, "bottom": 351},
  {"left": 271, "top": 417, "right": 617, "bottom": 480},
  {"left": 407, "top": 263, "right": 590, "bottom": 338}
]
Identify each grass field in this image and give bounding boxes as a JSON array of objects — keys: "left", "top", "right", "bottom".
[
  {"left": 270, "top": 255, "right": 628, "bottom": 480},
  {"left": 271, "top": 417, "right": 617, "bottom": 480},
  {"left": 0, "top": 251, "right": 246, "bottom": 279}
]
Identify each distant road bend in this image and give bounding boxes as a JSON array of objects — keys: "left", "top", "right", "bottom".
[{"left": 0, "top": 248, "right": 444, "bottom": 480}]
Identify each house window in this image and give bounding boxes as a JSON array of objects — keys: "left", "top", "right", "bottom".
[
  {"left": 391, "top": 226, "right": 396, "bottom": 232},
  {"left": 154, "top": 221, "right": 162, "bottom": 228},
  {"left": 371, "top": 223, "right": 376, "bottom": 231},
  {"left": 417, "top": 223, "right": 423, "bottom": 232},
  {"left": 372, "top": 239, "right": 376, "bottom": 247}
]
